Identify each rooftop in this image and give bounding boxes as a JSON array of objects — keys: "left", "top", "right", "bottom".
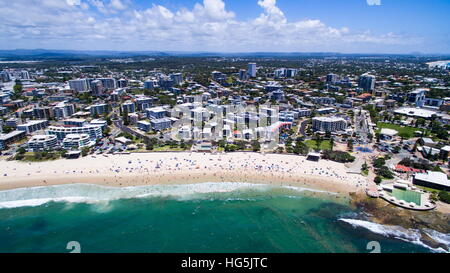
[
  {"left": 394, "top": 107, "right": 438, "bottom": 119},
  {"left": 414, "top": 171, "right": 450, "bottom": 188}
]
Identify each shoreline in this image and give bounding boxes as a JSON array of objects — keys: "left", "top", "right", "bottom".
[
  {"left": 1, "top": 151, "right": 448, "bottom": 214},
  {"left": 0, "top": 152, "right": 364, "bottom": 195}
]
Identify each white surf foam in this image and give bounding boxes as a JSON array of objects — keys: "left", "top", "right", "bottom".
[
  {"left": 423, "top": 228, "right": 450, "bottom": 249},
  {"left": 282, "top": 185, "right": 337, "bottom": 195},
  {"left": 0, "top": 182, "right": 324, "bottom": 209},
  {"left": 339, "top": 218, "right": 449, "bottom": 253}
]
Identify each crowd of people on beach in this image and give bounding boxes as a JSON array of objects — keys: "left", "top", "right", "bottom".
[{"left": 0, "top": 153, "right": 367, "bottom": 192}]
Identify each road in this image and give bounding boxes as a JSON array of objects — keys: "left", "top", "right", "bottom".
[
  {"left": 354, "top": 108, "right": 373, "bottom": 143},
  {"left": 114, "top": 120, "right": 152, "bottom": 142},
  {"left": 298, "top": 119, "right": 309, "bottom": 136}
]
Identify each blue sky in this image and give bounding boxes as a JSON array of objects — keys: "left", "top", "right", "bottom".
[{"left": 0, "top": 0, "right": 448, "bottom": 53}]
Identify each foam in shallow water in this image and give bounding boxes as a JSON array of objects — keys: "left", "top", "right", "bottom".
[{"left": 0, "top": 182, "right": 337, "bottom": 209}]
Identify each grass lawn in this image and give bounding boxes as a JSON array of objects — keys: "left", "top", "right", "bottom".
[
  {"left": 304, "top": 140, "right": 332, "bottom": 151},
  {"left": 152, "top": 145, "right": 186, "bottom": 152},
  {"left": 415, "top": 185, "right": 441, "bottom": 193},
  {"left": 376, "top": 122, "right": 425, "bottom": 139}
]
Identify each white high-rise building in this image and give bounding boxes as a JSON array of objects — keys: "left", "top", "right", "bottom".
[
  {"left": 312, "top": 116, "right": 347, "bottom": 133},
  {"left": 358, "top": 73, "right": 376, "bottom": 92},
  {"left": 239, "top": 69, "right": 248, "bottom": 81},
  {"left": 20, "top": 70, "right": 30, "bottom": 80},
  {"left": 69, "top": 79, "right": 89, "bottom": 92},
  {"left": 170, "top": 73, "right": 183, "bottom": 86},
  {"left": 247, "top": 63, "right": 257, "bottom": 78},
  {"left": 98, "top": 78, "right": 116, "bottom": 89}
]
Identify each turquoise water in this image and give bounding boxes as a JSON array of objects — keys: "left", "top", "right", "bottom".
[{"left": 0, "top": 183, "right": 447, "bottom": 253}]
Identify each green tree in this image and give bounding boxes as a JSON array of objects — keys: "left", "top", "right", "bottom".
[
  {"left": 347, "top": 139, "right": 354, "bottom": 151},
  {"left": 438, "top": 191, "right": 450, "bottom": 204},
  {"left": 374, "top": 176, "right": 382, "bottom": 184},
  {"left": 293, "top": 140, "right": 310, "bottom": 155},
  {"left": 17, "top": 147, "right": 26, "bottom": 154},
  {"left": 122, "top": 108, "right": 129, "bottom": 126},
  {"left": 251, "top": 140, "right": 261, "bottom": 152},
  {"left": 81, "top": 147, "right": 90, "bottom": 157}
]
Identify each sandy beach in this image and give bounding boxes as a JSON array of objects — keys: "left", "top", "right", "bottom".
[{"left": 0, "top": 152, "right": 367, "bottom": 195}]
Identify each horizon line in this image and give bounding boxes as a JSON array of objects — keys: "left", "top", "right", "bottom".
[{"left": 1, "top": 48, "right": 450, "bottom": 56}]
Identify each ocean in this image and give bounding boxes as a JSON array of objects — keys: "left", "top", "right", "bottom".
[{"left": 0, "top": 183, "right": 448, "bottom": 253}]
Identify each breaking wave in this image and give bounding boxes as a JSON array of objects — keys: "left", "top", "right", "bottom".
[
  {"left": 0, "top": 182, "right": 335, "bottom": 209},
  {"left": 339, "top": 218, "right": 450, "bottom": 253}
]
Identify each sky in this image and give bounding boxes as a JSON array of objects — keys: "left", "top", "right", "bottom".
[{"left": 0, "top": 0, "right": 448, "bottom": 54}]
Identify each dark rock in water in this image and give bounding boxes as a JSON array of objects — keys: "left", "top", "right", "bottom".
[
  {"left": 420, "top": 231, "right": 448, "bottom": 251},
  {"left": 350, "top": 193, "right": 450, "bottom": 234},
  {"left": 349, "top": 193, "right": 450, "bottom": 251}
]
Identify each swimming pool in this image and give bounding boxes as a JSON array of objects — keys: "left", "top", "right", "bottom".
[{"left": 391, "top": 188, "right": 422, "bottom": 206}]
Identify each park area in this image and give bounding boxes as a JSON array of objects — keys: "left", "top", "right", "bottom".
[
  {"left": 304, "top": 140, "right": 332, "bottom": 151},
  {"left": 376, "top": 122, "right": 424, "bottom": 139}
]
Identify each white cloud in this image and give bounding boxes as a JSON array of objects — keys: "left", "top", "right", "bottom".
[
  {"left": 110, "top": 0, "right": 126, "bottom": 10},
  {"left": 195, "top": 0, "right": 235, "bottom": 21},
  {"left": 367, "top": 0, "right": 381, "bottom": 6},
  {"left": 89, "top": 0, "right": 108, "bottom": 14},
  {"left": 66, "top": 0, "right": 81, "bottom": 6},
  {"left": 0, "top": 0, "right": 423, "bottom": 53}
]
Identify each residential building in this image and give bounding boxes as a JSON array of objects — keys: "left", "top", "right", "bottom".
[
  {"left": 33, "top": 107, "right": 54, "bottom": 119},
  {"left": 408, "top": 89, "right": 427, "bottom": 107},
  {"left": 62, "top": 134, "right": 93, "bottom": 150},
  {"left": 247, "top": 63, "right": 257, "bottom": 78},
  {"left": 312, "top": 116, "right": 347, "bottom": 132},
  {"left": 136, "top": 97, "right": 153, "bottom": 111},
  {"left": 122, "top": 101, "right": 136, "bottom": 113},
  {"left": 64, "top": 118, "right": 87, "bottom": 127},
  {"left": 90, "top": 80, "right": 104, "bottom": 96},
  {"left": 0, "top": 130, "right": 27, "bottom": 150},
  {"left": 54, "top": 101, "right": 75, "bottom": 119},
  {"left": 27, "top": 135, "right": 58, "bottom": 151},
  {"left": 47, "top": 125, "right": 102, "bottom": 140},
  {"left": 150, "top": 118, "right": 172, "bottom": 131},
  {"left": 358, "top": 73, "right": 376, "bottom": 92},
  {"left": 69, "top": 79, "right": 89, "bottom": 92},
  {"left": 90, "top": 119, "right": 107, "bottom": 131},
  {"left": 17, "top": 120, "right": 49, "bottom": 134},
  {"left": 146, "top": 107, "right": 167, "bottom": 119},
  {"left": 98, "top": 78, "right": 116, "bottom": 89},
  {"left": 117, "top": 79, "right": 128, "bottom": 88},
  {"left": 144, "top": 80, "right": 157, "bottom": 90},
  {"left": 326, "top": 73, "right": 339, "bottom": 84},
  {"left": 137, "top": 120, "right": 152, "bottom": 132},
  {"left": 239, "top": 69, "right": 248, "bottom": 81},
  {"left": 90, "top": 104, "right": 109, "bottom": 117},
  {"left": 170, "top": 73, "right": 183, "bottom": 86}
]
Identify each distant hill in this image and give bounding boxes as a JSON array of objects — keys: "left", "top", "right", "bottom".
[{"left": 0, "top": 49, "right": 449, "bottom": 60}]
